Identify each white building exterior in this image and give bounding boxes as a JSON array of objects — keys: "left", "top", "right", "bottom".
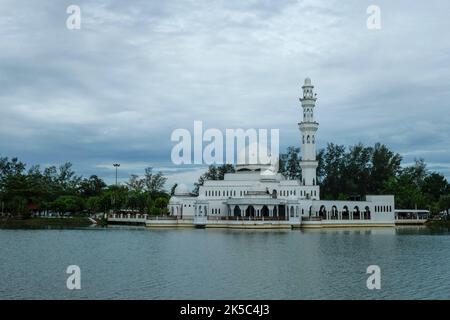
[{"left": 168, "top": 78, "right": 395, "bottom": 228}]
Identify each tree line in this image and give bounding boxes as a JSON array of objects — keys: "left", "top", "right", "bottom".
[
  {"left": 0, "top": 156, "right": 170, "bottom": 218},
  {"left": 2, "top": 141, "right": 450, "bottom": 219}
]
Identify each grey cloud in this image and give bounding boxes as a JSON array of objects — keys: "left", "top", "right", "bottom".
[{"left": 1, "top": 0, "right": 449, "bottom": 186}]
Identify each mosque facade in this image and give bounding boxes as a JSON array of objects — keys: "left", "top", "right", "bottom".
[{"left": 168, "top": 78, "right": 395, "bottom": 228}]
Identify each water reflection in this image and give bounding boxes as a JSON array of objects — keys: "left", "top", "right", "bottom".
[{"left": 1, "top": 226, "right": 450, "bottom": 299}]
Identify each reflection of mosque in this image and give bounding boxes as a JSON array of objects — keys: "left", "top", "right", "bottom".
[{"left": 169, "top": 79, "right": 395, "bottom": 228}]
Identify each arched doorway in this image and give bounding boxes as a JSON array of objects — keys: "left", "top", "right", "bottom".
[
  {"left": 364, "top": 206, "right": 371, "bottom": 220},
  {"left": 246, "top": 205, "right": 255, "bottom": 217},
  {"left": 331, "top": 206, "right": 338, "bottom": 220},
  {"left": 319, "top": 205, "right": 327, "bottom": 220},
  {"left": 342, "top": 206, "right": 349, "bottom": 220},
  {"left": 290, "top": 206, "right": 294, "bottom": 217},
  {"left": 233, "top": 205, "right": 241, "bottom": 217},
  {"left": 278, "top": 205, "right": 286, "bottom": 218},
  {"left": 261, "top": 205, "right": 269, "bottom": 217},
  {"left": 353, "top": 206, "right": 360, "bottom": 220}
]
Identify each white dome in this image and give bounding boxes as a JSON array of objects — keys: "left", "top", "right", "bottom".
[
  {"left": 304, "top": 77, "right": 311, "bottom": 85},
  {"left": 174, "top": 183, "right": 190, "bottom": 196}
]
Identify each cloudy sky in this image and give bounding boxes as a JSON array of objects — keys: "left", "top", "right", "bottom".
[{"left": 1, "top": 0, "right": 449, "bottom": 189}]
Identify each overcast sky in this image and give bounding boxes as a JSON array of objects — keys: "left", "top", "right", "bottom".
[{"left": 1, "top": 0, "right": 450, "bottom": 189}]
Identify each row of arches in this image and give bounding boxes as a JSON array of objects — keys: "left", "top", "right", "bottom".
[
  {"left": 317, "top": 205, "right": 371, "bottom": 220},
  {"left": 232, "top": 205, "right": 287, "bottom": 218}
]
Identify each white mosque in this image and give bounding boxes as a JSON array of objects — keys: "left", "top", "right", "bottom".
[{"left": 167, "top": 78, "right": 395, "bottom": 228}]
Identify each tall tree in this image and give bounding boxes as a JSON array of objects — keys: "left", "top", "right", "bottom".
[
  {"left": 79, "top": 175, "right": 106, "bottom": 197},
  {"left": 369, "top": 143, "right": 402, "bottom": 193},
  {"left": 421, "top": 172, "right": 449, "bottom": 202},
  {"left": 280, "top": 147, "right": 301, "bottom": 180},
  {"left": 125, "top": 174, "right": 145, "bottom": 192},
  {"left": 144, "top": 167, "right": 167, "bottom": 195}
]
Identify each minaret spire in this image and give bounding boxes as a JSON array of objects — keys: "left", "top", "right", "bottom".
[{"left": 299, "top": 78, "right": 319, "bottom": 191}]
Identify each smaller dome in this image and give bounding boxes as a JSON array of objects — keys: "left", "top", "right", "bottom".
[
  {"left": 304, "top": 77, "right": 311, "bottom": 85},
  {"left": 174, "top": 184, "right": 190, "bottom": 196}
]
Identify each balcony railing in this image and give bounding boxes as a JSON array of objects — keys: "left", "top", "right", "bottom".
[{"left": 207, "top": 216, "right": 289, "bottom": 221}]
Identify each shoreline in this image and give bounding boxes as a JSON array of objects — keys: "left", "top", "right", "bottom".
[{"left": 0, "top": 217, "right": 94, "bottom": 229}]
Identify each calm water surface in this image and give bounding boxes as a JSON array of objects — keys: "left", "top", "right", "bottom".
[{"left": 1, "top": 226, "right": 450, "bottom": 299}]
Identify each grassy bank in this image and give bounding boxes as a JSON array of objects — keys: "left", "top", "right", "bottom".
[{"left": 0, "top": 217, "right": 93, "bottom": 229}]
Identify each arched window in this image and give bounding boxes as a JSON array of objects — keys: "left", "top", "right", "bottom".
[{"left": 307, "top": 135, "right": 310, "bottom": 143}]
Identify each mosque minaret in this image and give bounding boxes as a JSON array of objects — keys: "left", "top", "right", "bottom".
[{"left": 299, "top": 77, "right": 319, "bottom": 188}]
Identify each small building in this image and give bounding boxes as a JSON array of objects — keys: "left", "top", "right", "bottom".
[{"left": 395, "top": 209, "right": 430, "bottom": 225}]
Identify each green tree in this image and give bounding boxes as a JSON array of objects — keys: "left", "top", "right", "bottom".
[
  {"left": 369, "top": 143, "right": 402, "bottom": 193},
  {"left": 383, "top": 172, "right": 426, "bottom": 209},
  {"left": 421, "top": 172, "right": 449, "bottom": 202},
  {"left": 280, "top": 147, "right": 301, "bottom": 180},
  {"left": 125, "top": 174, "right": 145, "bottom": 192},
  {"left": 50, "top": 195, "right": 84, "bottom": 214},
  {"left": 318, "top": 143, "right": 346, "bottom": 199},
  {"left": 144, "top": 167, "right": 167, "bottom": 195},
  {"left": 86, "top": 196, "right": 101, "bottom": 214},
  {"left": 79, "top": 175, "right": 106, "bottom": 197},
  {"left": 154, "top": 197, "right": 169, "bottom": 215}
]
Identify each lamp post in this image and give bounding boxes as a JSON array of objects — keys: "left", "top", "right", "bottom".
[
  {"left": 113, "top": 163, "right": 120, "bottom": 185},
  {"left": 112, "top": 163, "right": 120, "bottom": 215}
]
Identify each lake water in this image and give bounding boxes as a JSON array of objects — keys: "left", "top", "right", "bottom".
[{"left": 1, "top": 226, "right": 450, "bottom": 299}]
